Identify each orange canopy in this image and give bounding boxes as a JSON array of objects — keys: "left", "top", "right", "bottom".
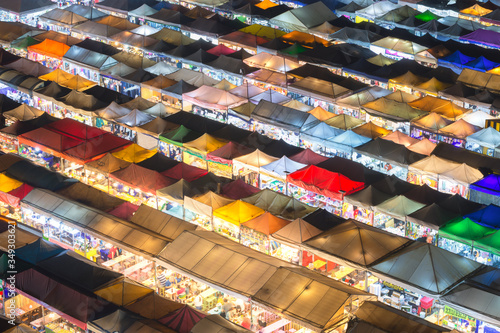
[
  {"left": 255, "top": 0, "right": 278, "bottom": 9},
  {"left": 27, "top": 39, "right": 70, "bottom": 59},
  {"left": 242, "top": 212, "right": 290, "bottom": 235}
]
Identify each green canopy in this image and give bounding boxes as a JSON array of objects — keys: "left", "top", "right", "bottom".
[
  {"left": 279, "top": 43, "right": 307, "bottom": 56},
  {"left": 159, "top": 125, "right": 201, "bottom": 146},
  {"left": 414, "top": 10, "right": 442, "bottom": 22},
  {"left": 439, "top": 218, "right": 496, "bottom": 246},
  {"left": 473, "top": 231, "right": 500, "bottom": 255},
  {"left": 10, "top": 36, "right": 39, "bottom": 50}
]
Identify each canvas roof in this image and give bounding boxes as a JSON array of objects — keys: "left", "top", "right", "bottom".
[
  {"left": 38, "top": 69, "right": 74, "bottom": 86},
  {"left": 439, "top": 119, "right": 481, "bottom": 139},
  {"left": 270, "top": 2, "right": 337, "bottom": 31},
  {"left": 27, "top": 38, "right": 70, "bottom": 59},
  {"left": 115, "top": 109, "right": 155, "bottom": 127},
  {"left": 373, "top": 195, "right": 426, "bottom": 220},
  {"left": 439, "top": 163, "right": 484, "bottom": 185},
  {"left": 213, "top": 200, "right": 265, "bottom": 226},
  {"left": 270, "top": 217, "right": 321, "bottom": 245},
  {"left": 183, "top": 133, "right": 227, "bottom": 155},
  {"left": 111, "top": 143, "right": 156, "bottom": 163},
  {"left": 40, "top": 8, "right": 87, "bottom": 25},
  {"left": 467, "top": 127, "right": 500, "bottom": 149},
  {"left": 242, "top": 189, "right": 316, "bottom": 220},
  {"left": 305, "top": 219, "right": 411, "bottom": 268},
  {"left": 409, "top": 95, "right": 469, "bottom": 121},
  {"left": 110, "top": 164, "right": 174, "bottom": 194},
  {"left": 56, "top": 182, "right": 124, "bottom": 212},
  {"left": 233, "top": 148, "right": 278, "bottom": 170},
  {"left": 241, "top": 211, "right": 290, "bottom": 235},
  {"left": 183, "top": 85, "right": 247, "bottom": 110},
  {"left": 229, "top": 82, "right": 265, "bottom": 99},
  {"left": 184, "top": 191, "right": 234, "bottom": 217},
  {"left": 408, "top": 155, "right": 460, "bottom": 175},
  {"left": 243, "top": 52, "right": 300, "bottom": 73},
  {"left": 288, "top": 76, "right": 351, "bottom": 103},
  {"left": 382, "top": 131, "right": 419, "bottom": 147},
  {"left": 371, "top": 242, "right": 482, "bottom": 296},
  {"left": 439, "top": 217, "right": 495, "bottom": 246}
]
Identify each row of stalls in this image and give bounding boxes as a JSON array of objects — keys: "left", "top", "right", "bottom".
[{"left": 2, "top": 155, "right": 500, "bottom": 333}]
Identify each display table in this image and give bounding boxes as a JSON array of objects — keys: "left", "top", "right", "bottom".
[
  {"left": 31, "top": 312, "right": 60, "bottom": 328},
  {"left": 262, "top": 319, "right": 291, "bottom": 333},
  {"left": 102, "top": 252, "right": 134, "bottom": 267}
]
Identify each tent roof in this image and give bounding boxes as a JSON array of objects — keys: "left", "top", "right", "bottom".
[
  {"left": 439, "top": 163, "right": 484, "bottom": 185},
  {"left": 125, "top": 293, "right": 182, "bottom": 320},
  {"left": 183, "top": 133, "right": 227, "bottom": 154},
  {"left": 462, "top": 110, "right": 495, "bottom": 128},
  {"left": 110, "top": 163, "right": 174, "bottom": 194},
  {"left": 243, "top": 52, "right": 300, "bottom": 73},
  {"left": 56, "top": 182, "right": 124, "bottom": 212},
  {"left": 372, "top": 242, "right": 482, "bottom": 296},
  {"left": 242, "top": 211, "right": 290, "bottom": 235},
  {"left": 439, "top": 217, "right": 495, "bottom": 245},
  {"left": 371, "top": 37, "right": 427, "bottom": 54},
  {"left": 330, "top": 129, "right": 371, "bottom": 148},
  {"left": 374, "top": 195, "right": 426, "bottom": 219},
  {"left": 183, "top": 85, "right": 247, "bottom": 110},
  {"left": 460, "top": 28, "right": 500, "bottom": 48},
  {"left": 270, "top": 2, "right": 337, "bottom": 31},
  {"left": 355, "top": 138, "right": 426, "bottom": 166},
  {"left": 191, "top": 315, "right": 251, "bottom": 333},
  {"left": 260, "top": 156, "right": 306, "bottom": 179},
  {"left": 115, "top": 109, "right": 155, "bottom": 127},
  {"left": 135, "top": 152, "right": 179, "bottom": 173},
  {"left": 415, "top": 77, "right": 451, "bottom": 93},
  {"left": 3, "top": 104, "right": 44, "bottom": 122},
  {"left": 271, "top": 217, "right": 321, "bottom": 244},
  {"left": 27, "top": 38, "right": 70, "bottom": 59},
  {"left": 344, "top": 185, "right": 393, "bottom": 208},
  {"left": 161, "top": 162, "right": 208, "bottom": 182},
  {"left": 382, "top": 131, "right": 419, "bottom": 147},
  {"left": 307, "top": 106, "right": 334, "bottom": 121},
  {"left": 159, "top": 306, "right": 206, "bottom": 333},
  {"left": 325, "top": 114, "right": 364, "bottom": 130},
  {"left": 407, "top": 203, "right": 460, "bottom": 230},
  {"left": 287, "top": 165, "right": 365, "bottom": 200},
  {"left": 94, "top": 277, "right": 152, "bottom": 307},
  {"left": 354, "top": 301, "right": 449, "bottom": 333},
  {"left": 403, "top": 184, "right": 451, "bottom": 205},
  {"left": 251, "top": 99, "right": 319, "bottom": 132},
  {"left": 15, "top": 238, "right": 65, "bottom": 265},
  {"left": 213, "top": 200, "right": 265, "bottom": 225},
  {"left": 409, "top": 154, "right": 460, "bottom": 174},
  {"left": 242, "top": 188, "right": 315, "bottom": 220},
  {"left": 84, "top": 152, "right": 131, "bottom": 174},
  {"left": 470, "top": 173, "right": 500, "bottom": 195},
  {"left": 411, "top": 112, "right": 452, "bottom": 132},
  {"left": 439, "top": 119, "right": 481, "bottom": 140},
  {"left": 221, "top": 178, "right": 260, "bottom": 200},
  {"left": 352, "top": 121, "right": 390, "bottom": 139},
  {"left": 112, "top": 143, "right": 156, "bottom": 163},
  {"left": 4, "top": 58, "right": 50, "bottom": 77},
  {"left": 129, "top": 204, "right": 197, "bottom": 241},
  {"left": 207, "top": 141, "right": 253, "bottom": 162},
  {"left": 288, "top": 76, "right": 351, "bottom": 102},
  {"left": 465, "top": 204, "right": 500, "bottom": 229},
  {"left": 40, "top": 8, "right": 87, "bottom": 25},
  {"left": 305, "top": 219, "right": 411, "bottom": 267}
]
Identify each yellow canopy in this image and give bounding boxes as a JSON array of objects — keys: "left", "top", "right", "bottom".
[
  {"left": 389, "top": 71, "right": 427, "bottom": 87},
  {"left": 38, "top": 68, "right": 73, "bottom": 83},
  {"left": 94, "top": 277, "right": 153, "bottom": 306},
  {"left": 308, "top": 106, "right": 334, "bottom": 121},
  {"left": 0, "top": 173, "right": 22, "bottom": 193},
  {"left": 212, "top": 79, "right": 237, "bottom": 91},
  {"left": 60, "top": 74, "right": 97, "bottom": 91},
  {"left": 255, "top": 0, "right": 278, "bottom": 9},
  {"left": 112, "top": 143, "right": 157, "bottom": 163},
  {"left": 282, "top": 99, "right": 314, "bottom": 111},
  {"left": 239, "top": 24, "right": 286, "bottom": 39},
  {"left": 280, "top": 31, "right": 330, "bottom": 47},
  {"left": 352, "top": 121, "right": 391, "bottom": 139},
  {"left": 414, "top": 77, "right": 451, "bottom": 94},
  {"left": 409, "top": 96, "right": 468, "bottom": 120},
  {"left": 366, "top": 54, "right": 397, "bottom": 66},
  {"left": 460, "top": 4, "right": 492, "bottom": 16},
  {"left": 213, "top": 200, "right": 265, "bottom": 226},
  {"left": 183, "top": 133, "right": 227, "bottom": 154},
  {"left": 325, "top": 113, "right": 364, "bottom": 130}
]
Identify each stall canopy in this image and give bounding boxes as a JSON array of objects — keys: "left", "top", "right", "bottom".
[
  {"left": 352, "top": 122, "right": 390, "bottom": 139},
  {"left": 287, "top": 165, "right": 365, "bottom": 200},
  {"left": 56, "top": 182, "right": 124, "bottom": 212},
  {"left": 242, "top": 211, "right": 290, "bottom": 235},
  {"left": 306, "top": 219, "right": 412, "bottom": 268},
  {"left": 14, "top": 238, "right": 65, "bottom": 265},
  {"left": 213, "top": 199, "right": 265, "bottom": 226},
  {"left": 3, "top": 105, "right": 44, "bottom": 122},
  {"left": 439, "top": 119, "right": 481, "bottom": 140},
  {"left": 27, "top": 39, "right": 70, "bottom": 59},
  {"left": 371, "top": 37, "right": 427, "bottom": 55},
  {"left": 411, "top": 112, "right": 452, "bottom": 132},
  {"left": 354, "top": 301, "right": 448, "bottom": 333},
  {"left": 161, "top": 162, "right": 208, "bottom": 182},
  {"left": 374, "top": 195, "right": 426, "bottom": 220},
  {"left": 260, "top": 156, "right": 306, "bottom": 179},
  {"left": 191, "top": 314, "right": 251, "bottom": 333},
  {"left": 371, "top": 242, "right": 482, "bottom": 296},
  {"left": 183, "top": 85, "right": 247, "bottom": 110},
  {"left": 269, "top": 2, "right": 337, "bottom": 32},
  {"left": 124, "top": 292, "right": 183, "bottom": 320},
  {"left": 242, "top": 189, "right": 316, "bottom": 220},
  {"left": 136, "top": 153, "right": 179, "bottom": 173},
  {"left": 344, "top": 185, "right": 393, "bottom": 209},
  {"left": 363, "top": 97, "right": 427, "bottom": 123},
  {"left": 382, "top": 131, "right": 419, "bottom": 147},
  {"left": 251, "top": 100, "right": 319, "bottom": 132},
  {"left": 325, "top": 114, "right": 364, "bottom": 131},
  {"left": 270, "top": 217, "right": 322, "bottom": 245},
  {"left": 5, "top": 58, "right": 51, "bottom": 77},
  {"left": 233, "top": 149, "right": 278, "bottom": 169},
  {"left": 465, "top": 204, "right": 500, "bottom": 229},
  {"left": 112, "top": 143, "right": 156, "bottom": 163},
  {"left": 355, "top": 138, "right": 426, "bottom": 167},
  {"left": 184, "top": 191, "right": 234, "bottom": 218},
  {"left": 460, "top": 29, "right": 500, "bottom": 49},
  {"left": 159, "top": 306, "right": 206, "bottom": 333},
  {"left": 84, "top": 152, "right": 131, "bottom": 174},
  {"left": 470, "top": 174, "right": 500, "bottom": 205},
  {"left": 439, "top": 217, "right": 495, "bottom": 246},
  {"left": 6, "top": 161, "right": 76, "bottom": 192},
  {"left": 407, "top": 203, "right": 460, "bottom": 230},
  {"left": 158, "top": 230, "right": 291, "bottom": 297},
  {"left": 110, "top": 163, "right": 174, "bottom": 194},
  {"left": 243, "top": 52, "right": 300, "bottom": 73}
]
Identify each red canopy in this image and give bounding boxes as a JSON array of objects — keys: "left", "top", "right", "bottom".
[
  {"left": 62, "top": 133, "right": 131, "bottom": 164},
  {"left": 207, "top": 44, "right": 236, "bottom": 56},
  {"left": 107, "top": 201, "right": 139, "bottom": 220},
  {"left": 111, "top": 164, "right": 175, "bottom": 194},
  {"left": 287, "top": 165, "right": 365, "bottom": 200},
  {"left": 206, "top": 141, "right": 253, "bottom": 164},
  {"left": 161, "top": 163, "right": 208, "bottom": 182},
  {"left": 289, "top": 148, "right": 328, "bottom": 165},
  {"left": 159, "top": 305, "right": 206, "bottom": 333},
  {"left": 221, "top": 178, "right": 260, "bottom": 199},
  {"left": 0, "top": 183, "right": 33, "bottom": 207}
]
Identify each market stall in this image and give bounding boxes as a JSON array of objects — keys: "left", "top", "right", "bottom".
[
  {"left": 240, "top": 212, "right": 289, "bottom": 254},
  {"left": 159, "top": 125, "right": 201, "bottom": 162},
  {"left": 232, "top": 149, "right": 278, "bottom": 187},
  {"left": 287, "top": 165, "right": 365, "bottom": 216},
  {"left": 372, "top": 195, "right": 426, "bottom": 237},
  {"left": 259, "top": 156, "right": 306, "bottom": 194},
  {"left": 140, "top": 75, "right": 177, "bottom": 104},
  {"left": 437, "top": 163, "right": 484, "bottom": 198},
  {"left": 353, "top": 138, "right": 426, "bottom": 180},
  {"left": 327, "top": 130, "right": 371, "bottom": 159},
  {"left": 184, "top": 190, "right": 234, "bottom": 230},
  {"left": 342, "top": 185, "right": 393, "bottom": 225},
  {"left": 83, "top": 152, "right": 131, "bottom": 193},
  {"left": 206, "top": 141, "right": 253, "bottom": 179},
  {"left": 212, "top": 199, "right": 264, "bottom": 241},
  {"left": 406, "top": 203, "right": 459, "bottom": 243},
  {"left": 27, "top": 39, "right": 70, "bottom": 70},
  {"left": 466, "top": 126, "right": 500, "bottom": 157},
  {"left": 299, "top": 121, "right": 343, "bottom": 154},
  {"left": 470, "top": 174, "right": 500, "bottom": 205},
  {"left": 407, "top": 155, "right": 460, "bottom": 188}
]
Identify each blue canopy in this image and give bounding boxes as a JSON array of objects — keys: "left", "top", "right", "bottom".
[
  {"left": 465, "top": 204, "right": 500, "bottom": 229},
  {"left": 463, "top": 56, "right": 500, "bottom": 72},
  {"left": 471, "top": 174, "right": 500, "bottom": 194},
  {"left": 331, "top": 130, "right": 371, "bottom": 147},
  {"left": 467, "top": 127, "right": 500, "bottom": 149},
  {"left": 14, "top": 239, "right": 65, "bottom": 265},
  {"left": 438, "top": 51, "right": 476, "bottom": 73}
]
